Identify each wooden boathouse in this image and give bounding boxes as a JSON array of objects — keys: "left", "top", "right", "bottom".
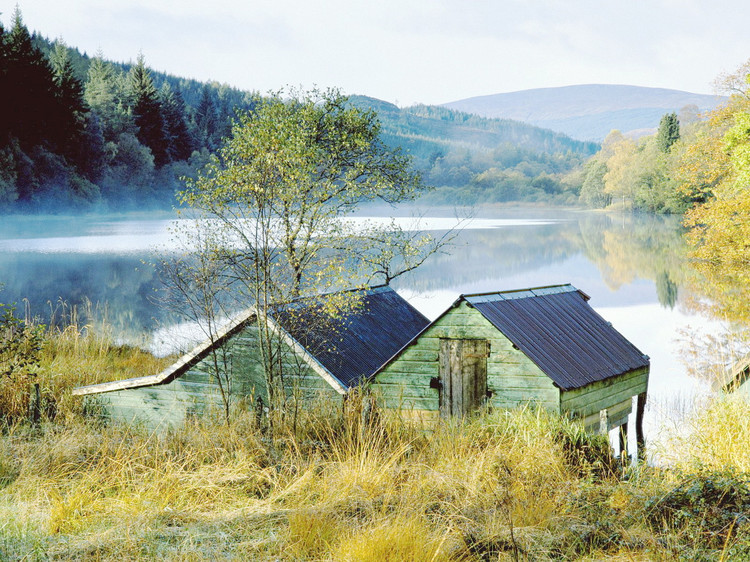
[
  {"left": 370, "top": 284, "right": 650, "bottom": 456},
  {"left": 720, "top": 355, "right": 750, "bottom": 397},
  {"left": 73, "top": 285, "right": 430, "bottom": 427},
  {"left": 74, "top": 283, "right": 650, "bottom": 456}
]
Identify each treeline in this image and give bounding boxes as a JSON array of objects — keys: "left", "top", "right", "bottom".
[
  {"left": 352, "top": 96, "right": 600, "bottom": 205},
  {"left": 1, "top": 7, "right": 602, "bottom": 212},
  {"left": 576, "top": 104, "right": 711, "bottom": 213},
  {"left": 573, "top": 58, "right": 750, "bottom": 327},
  {"left": 0, "top": 8, "right": 254, "bottom": 211}
]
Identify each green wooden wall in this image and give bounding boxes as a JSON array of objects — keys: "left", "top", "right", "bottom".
[
  {"left": 371, "top": 301, "right": 559, "bottom": 424},
  {"left": 372, "top": 300, "right": 649, "bottom": 432},
  {"left": 91, "top": 323, "right": 342, "bottom": 427},
  {"left": 560, "top": 367, "right": 649, "bottom": 432}
]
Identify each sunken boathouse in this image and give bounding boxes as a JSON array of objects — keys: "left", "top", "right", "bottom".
[
  {"left": 371, "top": 284, "right": 650, "bottom": 452},
  {"left": 73, "top": 285, "right": 430, "bottom": 427}
]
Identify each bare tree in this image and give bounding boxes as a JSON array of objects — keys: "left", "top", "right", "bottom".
[
  {"left": 158, "top": 220, "right": 238, "bottom": 424},
  {"left": 169, "top": 88, "right": 451, "bottom": 430}
]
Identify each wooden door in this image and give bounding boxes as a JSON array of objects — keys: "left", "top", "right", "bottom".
[{"left": 438, "top": 339, "right": 489, "bottom": 418}]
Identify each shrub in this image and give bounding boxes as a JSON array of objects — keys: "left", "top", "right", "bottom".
[
  {"left": 0, "top": 301, "right": 45, "bottom": 425},
  {"left": 645, "top": 470, "right": 750, "bottom": 549}
]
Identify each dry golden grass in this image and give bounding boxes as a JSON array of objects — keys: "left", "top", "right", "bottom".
[
  {"left": 660, "top": 393, "right": 750, "bottom": 472},
  {"left": 0, "top": 315, "right": 176, "bottom": 426},
  {"left": 2, "top": 327, "right": 750, "bottom": 560},
  {"left": 3, "top": 402, "right": 750, "bottom": 560},
  {"left": 0, "top": 403, "right": 631, "bottom": 560}
]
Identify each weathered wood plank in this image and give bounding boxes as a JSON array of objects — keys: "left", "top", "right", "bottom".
[
  {"left": 488, "top": 362, "right": 547, "bottom": 379},
  {"left": 449, "top": 339, "right": 463, "bottom": 416},
  {"left": 487, "top": 353, "right": 528, "bottom": 365},
  {"left": 564, "top": 383, "right": 642, "bottom": 418},
  {"left": 104, "top": 407, "right": 187, "bottom": 426},
  {"left": 379, "top": 396, "right": 440, "bottom": 411},
  {"left": 102, "top": 393, "right": 223, "bottom": 409},
  {"left": 560, "top": 368, "right": 649, "bottom": 405},
  {"left": 378, "top": 362, "right": 441, "bottom": 376},
  {"left": 487, "top": 375, "right": 558, "bottom": 391},
  {"left": 489, "top": 388, "right": 559, "bottom": 407},
  {"left": 561, "top": 376, "right": 647, "bottom": 417},
  {"left": 371, "top": 383, "right": 439, "bottom": 400},
  {"left": 562, "top": 373, "right": 646, "bottom": 403},
  {"left": 398, "top": 349, "right": 439, "bottom": 362},
  {"left": 372, "top": 372, "right": 435, "bottom": 386},
  {"left": 109, "top": 385, "right": 222, "bottom": 400},
  {"left": 490, "top": 398, "right": 556, "bottom": 411},
  {"left": 566, "top": 368, "right": 648, "bottom": 395}
]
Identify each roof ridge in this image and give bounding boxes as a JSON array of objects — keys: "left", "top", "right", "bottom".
[
  {"left": 467, "top": 289, "right": 648, "bottom": 390},
  {"left": 463, "top": 284, "right": 577, "bottom": 303}
]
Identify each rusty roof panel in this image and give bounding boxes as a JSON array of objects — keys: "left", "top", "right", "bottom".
[{"left": 466, "top": 285, "right": 648, "bottom": 391}]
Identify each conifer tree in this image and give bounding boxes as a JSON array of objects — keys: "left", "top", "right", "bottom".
[
  {"left": 0, "top": 22, "right": 7, "bottom": 141},
  {"left": 85, "top": 53, "right": 135, "bottom": 141},
  {"left": 5, "top": 7, "right": 57, "bottom": 151},
  {"left": 160, "top": 82, "right": 195, "bottom": 162},
  {"left": 49, "top": 41, "right": 87, "bottom": 163},
  {"left": 129, "top": 53, "right": 169, "bottom": 166},
  {"left": 195, "top": 85, "right": 218, "bottom": 150},
  {"left": 657, "top": 112, "right": 680, "bottom": 153}
]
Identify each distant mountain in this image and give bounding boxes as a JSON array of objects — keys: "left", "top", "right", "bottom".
[
  {"left": 351, "top": 96, "right": 598, "bottom": 156},
  {"left": 349, "top": 96, "right": 598, "bottom": 204},
  {"left": 442, "top": 85, "right": 727, "bottom": 141}
]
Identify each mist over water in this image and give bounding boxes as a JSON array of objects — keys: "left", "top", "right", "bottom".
[{"left": 0, "top": 207, "right": 715, "bottom": 449}]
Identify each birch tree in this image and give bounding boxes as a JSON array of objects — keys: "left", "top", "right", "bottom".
[{"left": 172, "top": 88, "right": 443, "bottom": 428}]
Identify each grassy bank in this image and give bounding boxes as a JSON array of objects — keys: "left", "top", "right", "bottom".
[{"left": 1, "top": 330, "right": 750, "bottom": 560}]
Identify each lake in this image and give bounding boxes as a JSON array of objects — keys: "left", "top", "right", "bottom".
[{"left": 0, "top": 207, "right": 721, "bottom": 454}]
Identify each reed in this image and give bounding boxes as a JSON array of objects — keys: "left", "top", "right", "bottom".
[
  {"left": 1, "top": 322, "right": 750, "bottom": 560},
  {"left": 0, "top": 300, "right": 175, "bottom": 426},
  {"left": 660, "top": 394, "right": 750, "bottom": 472}
]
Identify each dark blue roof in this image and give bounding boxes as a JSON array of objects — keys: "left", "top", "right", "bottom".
[
  {"left": 465, "top": 284, "right": 649, "bottom": 391},
  {"left": 273, "top": 285, "right": 430, "bottom": 388}
]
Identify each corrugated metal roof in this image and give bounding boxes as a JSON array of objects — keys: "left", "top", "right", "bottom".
[
  {"left": 75, "top": 285, "right": 427, "bottom": 396},
  {"left": 465, "top": 284, "right": 649, "bottom": 391},
  {"left": 272, "top": 285, "right": 430, "bottom": 388}
]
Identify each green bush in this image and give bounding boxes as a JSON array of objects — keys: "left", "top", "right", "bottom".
[{"left": 645, "top": 470, "right": 750, "bottom": 549}]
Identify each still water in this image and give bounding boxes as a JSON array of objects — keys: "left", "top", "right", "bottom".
[{"left": 0, "top": 208, "right": 721, "bottom": 450}]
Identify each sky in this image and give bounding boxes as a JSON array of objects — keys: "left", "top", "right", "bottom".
[{"left": 6, "top": 0, "right": 750, "bottom": 106}]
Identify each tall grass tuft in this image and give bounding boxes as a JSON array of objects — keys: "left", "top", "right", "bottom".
[
  {"left": 0, "top": 299, "right": 176, "bottom": 426},
  {"left": 1, "top": 404, "right": 607, "bottom": 560},
  {"left": 4, "top": 350, "right": 750, "bottom": 560},
  {"left": 662, "top": 394, "right": 750, "bottom": 472}
]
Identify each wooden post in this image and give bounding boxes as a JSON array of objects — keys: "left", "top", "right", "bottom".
[
  {"left": 599, "top": 408, "right": 608, "bottom": 435},
  {"left": 619, "top": 422, "right": 629, "bottom": 465},
  {"left": 636, "top": 392, "right": 647, "bottom": 462},
  {"left": 30, "top": 383, "right": 41, "bottom": 427},
  {"left": 255, "top": 395, "right": 265, "bottom": 430}
]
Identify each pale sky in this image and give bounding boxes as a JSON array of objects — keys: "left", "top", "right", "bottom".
[{"left": 7, "top": 1, "right": 749, "bottom": 106}]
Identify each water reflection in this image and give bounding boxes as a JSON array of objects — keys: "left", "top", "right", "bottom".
[
  {"left": 0, "top": 209, "right": 692, "bottom": 336},
  {"left": 0, "top": 208, "right": 716, "bottom": 454},
  {"left": 392, "top": 210, "right": 689, "bottom": 313}
]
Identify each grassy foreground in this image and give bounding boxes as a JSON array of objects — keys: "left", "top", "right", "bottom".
[{"left": 1, "top": 330, "right": 750, "bottom": 560}]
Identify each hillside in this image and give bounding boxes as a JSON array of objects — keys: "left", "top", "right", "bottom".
[
  {"left": 350, "top": 96, "right": 597, "bottom": 204},
  {"left": 1, "top": 7, "right": 602, "bottom": 212},
  {"left": 443, "top": 84, "right": 726, "bottom": 141}
]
